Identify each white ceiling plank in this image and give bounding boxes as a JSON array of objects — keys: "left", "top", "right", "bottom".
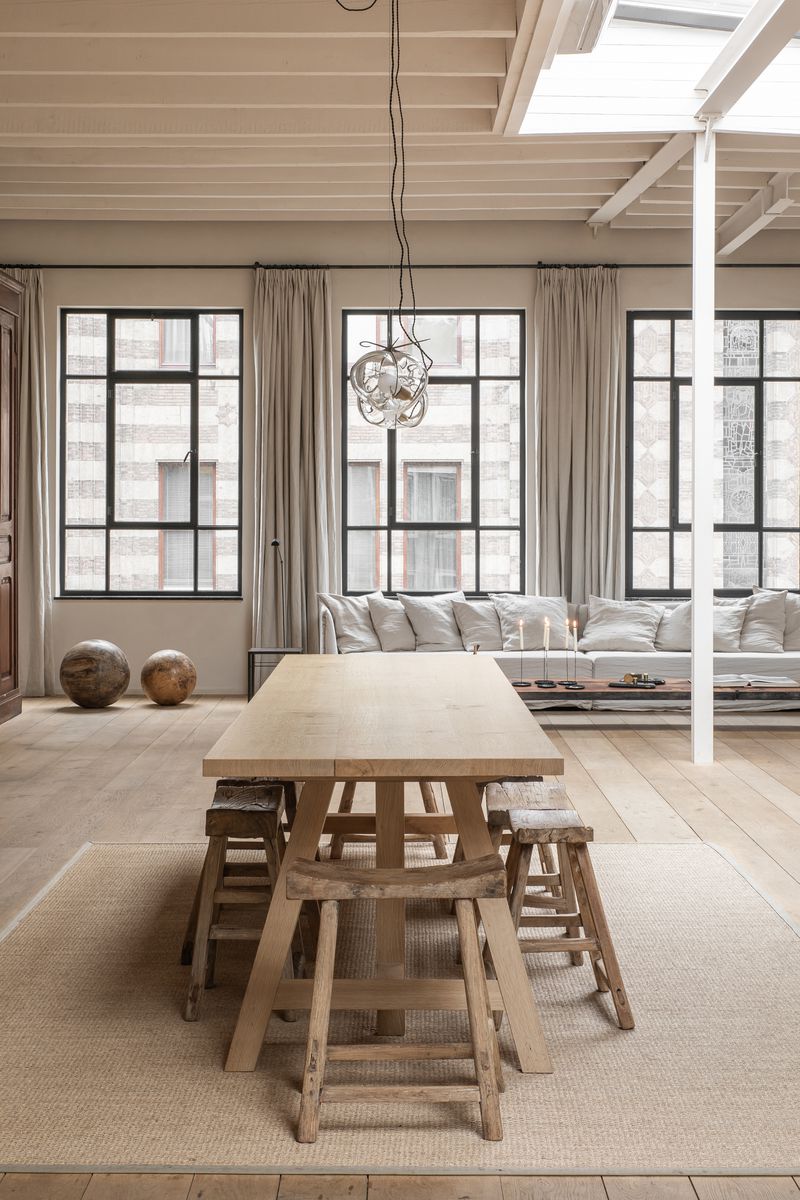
[
  {"left": 587, "top": 131, "right": 693, "bottom": 225},
  {"left": 0, "top": 37, "right": 507, "bottom": 77},
  {"left": 0, "top": 75, "right": 498, "bottom": 110},
  {"left": 0, "top": 193, "right": 604, "bottom": 213},
  {"left": 694, "top": 0, "right": 800, "bottom": 118},
  {"left": 660, "top": 167, "right": 771, "bottom": 188},
  {"left": 0, "top": 178, "right": 620, "bottom": 199},
  {"left": 0, "top": 108, "right": 492, "bottom": 138},
  {"left": 0, "top": 207, "right": 593, "bottom": 221},
  {"left": 0, "top": 0, "right": 516, "bottom": 38},
  {"left": 716, "top": 170, "right": 796, "bottom": 254},
  {"left": 0, "top": 161, "right": 635, "bottom": 184}
]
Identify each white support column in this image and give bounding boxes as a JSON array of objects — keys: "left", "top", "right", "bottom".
[{"left": 691, "top": 126, "right": 716, "bottom": 765}]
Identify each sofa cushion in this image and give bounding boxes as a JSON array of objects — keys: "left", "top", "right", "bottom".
[
  {"left": 656, "top": 598, "right": 750, "bottom": 652},
  {"left": 452, "top": 598, "right": 503, "bottom": 651},
  {"left": 490, "top": 650, "right": 594, "bottom": 683},
  {"left": 579, "top": 595, "right": 664, "bottom": 652},
  {"left": 367, "top": 594, "right": 416, "bottom": 652},
  {"left": 318, "top": 591, "right": 381, "bottom": 654},
  {"left": 490, "top": 593, "right": 569, "bottom": 651},
  {"left": 717, "top": 590, "right": 786, "bottom": 652},
  {"left": 398, "top": 591, "right": 465, "bottom": 652},
  {"left": 585, "top": 650, "right": 800, "bottom": 682},
  {"left": 752, "top": 586, "right": 798, "bottom": 650}
]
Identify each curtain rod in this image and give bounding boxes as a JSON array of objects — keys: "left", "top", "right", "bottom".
[{"left": 3, "top": 261, "right": 800, "bottom": 271}]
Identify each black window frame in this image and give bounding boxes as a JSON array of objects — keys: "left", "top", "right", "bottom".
[
  {"left": 341, "top": 307, "right": 526, "bottom": 596},
  {"left": 59, "top": 306, "right": 244, "bottom": 599},
  {"left": 626, "top": 308, "right": 800, "bottom": 598}
]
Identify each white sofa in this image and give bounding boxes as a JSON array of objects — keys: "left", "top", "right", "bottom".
[{"left": 319, "top": 594, "right": 800, "bottom": 712}]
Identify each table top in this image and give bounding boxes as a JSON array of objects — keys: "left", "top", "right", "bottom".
[
  {"left": 513, "top": 677, "right": 800, "bottom": 701},
  {"left": 204, "top": 653, "right": 564, "bottom": 780}
]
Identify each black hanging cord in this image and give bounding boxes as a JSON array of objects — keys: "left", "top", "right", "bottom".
[{"left": 335, "top": 0, "right": 379, "bottom": 9}]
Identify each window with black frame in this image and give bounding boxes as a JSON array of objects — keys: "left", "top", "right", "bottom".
[
  {"left": 60, "top": 309, "right": 242, "bottom": 596},
  {"left": 342, "top": 310, "right": 525, "bottom": 595},
  {"left": 627, "top": 311, "right": 800, "bottom": 596}
]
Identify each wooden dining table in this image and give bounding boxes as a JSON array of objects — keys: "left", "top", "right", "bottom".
[{"left": 203, "top": 652, "right": 565, "bottom": 1075}]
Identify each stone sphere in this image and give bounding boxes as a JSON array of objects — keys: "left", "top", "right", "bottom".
[
  {"left": 60, "top": 640, "right": 130, "bottom": 709},
  {"left": 141, "top": 649, "right": 197, "bottom": 706}
]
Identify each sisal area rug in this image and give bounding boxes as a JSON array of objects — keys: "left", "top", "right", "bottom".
[{"left": 0, "top": 842, "right": 798, "bottom": 1174}]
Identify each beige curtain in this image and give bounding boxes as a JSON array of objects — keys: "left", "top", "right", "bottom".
[
  {"left": 252, "top": 268, "right": 336, "bottom": 652},
  {"left": 535, "top": 266, "right": 624, "bottom": 603},
  {"left": 8, "top": 268, "right": 55, "bottom": 694}
]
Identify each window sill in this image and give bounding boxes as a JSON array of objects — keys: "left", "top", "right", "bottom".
[{"left": 56, "top": 593, "right": 244, "bottom": 601}]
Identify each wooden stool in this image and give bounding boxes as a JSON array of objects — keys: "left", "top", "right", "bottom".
[
  {"left": 504, "top": 809, "right": 634, "bottom": 1030},
  {"left": 285, "top": 853, "right": 507, "bottom": 1143},
  {"left": 182, "top": 778, "right": 295, "bottom": 1021},
  {"left": 485, "top": 778, "right": 562, "bottom": 880},
  {"left": 329, "top": 781, "right": 449, "bottom": 861}
]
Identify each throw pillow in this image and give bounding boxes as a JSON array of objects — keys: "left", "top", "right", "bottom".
[
  {"left": 367, "top": 594, "right": 416, "bottom": 652},
  {"left": 655, "top": 599, "right": 751, "bottom": 652},
  {"left": 752, "top": 586, "right": 796, "bottom": 650},
  {"left": 578, "top": 595, "right": 664, "bottom": 652},
  {"left": 452, "top": 598, "right": 503, "bottom": 652},
  {"left": 489, "top": 593, "right": 569, "bottom": 651},
  {"left": 317, "top": 591, "right": 381, "bottom": 654},
  {"left": 719, "top": 590, "right": 786, "bottom": 653},
  {"left": 397, "top": 591, "right": 465, "bottom": 652}
]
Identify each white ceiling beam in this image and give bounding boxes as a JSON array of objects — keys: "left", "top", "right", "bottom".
[
  {"left": 0, "top": 75, "right": 497, "bottom": 110},
  {"left": 715, "top": 170, "right": 795, "bottom": 254},
  {"left": 694, "top": 0, "right": 800, "bottom": 119},
  {"left": 0, "top": 207, "right": 594, "bottom": 222},
  {"left": 587, "top": 131, "right": 693, "bottom": 226},
  {"left": 0, "top": 37, "right": 507, "bottom": 77},
  {"left": 494, "top": 0, "right": 567, "bottom": 136},
  {"left": 0, "top": 178, "right": 620, "bottom": 199},
  {"left": 0, "top": 193, "right": 602, "bottom": 213},
  {"left": 0, "top": 0, "right": 516, "bottom": 38}
]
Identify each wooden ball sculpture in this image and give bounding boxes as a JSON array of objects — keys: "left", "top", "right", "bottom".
[
  {"left": 60, "top": 639, "right": 130, "bottom": 709},
  {"left": 141, "top": 649, "right": 197, "bottom": 706}
]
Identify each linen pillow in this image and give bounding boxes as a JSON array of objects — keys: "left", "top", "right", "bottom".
[
  {"left": 578, "top": 595, "right": 664, "bottom": 652},
  {"left": 655, "top": 599, "right": 750, "bottom": 652},
  {"left": 718, "top": 590, "right": 786, "bottom": 653},
  {"left": 452, "top": 598, "right": 503, "bottom": 652},
  {"left": 397, "top": 591, "right": 465, "bottom": 652},
  {"left": 367, "top": 594, "right": 416, "bottom": 652},
  {"left": 317, "top": 591, "right": 381, "bottom": 654},
  {"left": 489, "top": 593, "right": 569, "bottom": 651},
  {"left": 754, "top": 586, "right": 800, "bottom": 650}
]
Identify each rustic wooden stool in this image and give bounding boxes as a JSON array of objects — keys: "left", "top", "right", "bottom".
[
  {"left": 182, "top": 778, "right": 296, "bottom": 1021},
  {"left": 328, "top": 780, "right": 449, "bottom": 860},
  {"left": 285, "top": 853, "right": 507, "bottom": 1143},
  {"left": 504, "top": 809, "right": 634, "bottom": 1030}
]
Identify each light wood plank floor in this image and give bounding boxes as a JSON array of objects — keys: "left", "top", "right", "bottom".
[{"left": 1, "top": 697, "right": 799, "bottom": 1196}]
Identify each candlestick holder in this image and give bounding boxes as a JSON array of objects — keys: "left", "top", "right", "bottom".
[
  {"left": 511, "top": 641, "right": 531, "bottom": 688},
  {"left": 535, "top": 644, "right": 556, "bottom": 688},
  {"left": 569, "top": 642, "right": 586, "bottom": 689}
]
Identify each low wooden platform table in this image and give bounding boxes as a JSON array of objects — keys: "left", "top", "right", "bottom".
[
  {"left": 513, "top": 678, "right": 800, "bottom": 702},
  {"left": 204, "top": 652, "right": 564, "bottom": 1075}
]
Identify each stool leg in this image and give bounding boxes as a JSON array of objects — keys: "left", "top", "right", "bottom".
[
  {"left": 204, "top": 835, "right": 227, "bottom": 989},
  {"left": 536, "top": 842, "right": 561, "bottom": 898},
  {"left": 180, "top": 872, "right": 203, "bottom": 966},
  {"left": 489, "top": 825, "right": 504, "bottom": 853},
  {"left": 508, "top": 842, "right": 534, "bottom": 932},
  {"left": 557, "top": 842, "right": 584, "bottom": 966},
  {"left": 263, "top": 835, "right": 298, "bottom": 1024},
  {"left": 455, "top": 899, "right": 503, "bottom": 1142},
  {"left": 184, "top": 836, "right": 226, "bottom": 1021},
  {"left": 329, "top": 782, "right": 356, "bottom": 861},
  {"left": 419, "top": 781, "right": 448, "bottom": 860},
  {"left": 569, "top": 843, "right": 634, "bottom": 1031},
  {"left": 297, "top": 899, "right": 339, "bottom": 1143}
]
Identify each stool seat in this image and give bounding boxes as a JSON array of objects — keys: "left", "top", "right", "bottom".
[
  {"left": 287, "top": 853, "right": 505, "bottom": 902},
  {"left": 205, "top": 780, "right": 285, "bottom": 839},
  {"left": 508, "top": 809, "right": 594, "bottom": 845},
  {"left": 485, "top": 779, "right": 566, "bottom": 828}
]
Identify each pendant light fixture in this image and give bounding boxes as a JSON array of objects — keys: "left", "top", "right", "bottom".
[{"left": 336, "top": 0, "right": 432, "bottom": 428}]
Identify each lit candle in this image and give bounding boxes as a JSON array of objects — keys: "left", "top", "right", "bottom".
[
  {"left": 572, "top": 620, "right": 579, "bottom": 653},
  {"left": 518, "top": 617, "right": 524, "bottom": 652},
  {"left": 543, "top": 617, "right": 550, "bottom": 652}
]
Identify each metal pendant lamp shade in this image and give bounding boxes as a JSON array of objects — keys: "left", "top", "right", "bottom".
[{"left": 349, "top": 342, "right": 429, "bottom": 428}]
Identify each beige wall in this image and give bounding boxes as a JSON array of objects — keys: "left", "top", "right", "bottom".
[{"left": 1, "top": 218, "right": 798, "bottom": 693}]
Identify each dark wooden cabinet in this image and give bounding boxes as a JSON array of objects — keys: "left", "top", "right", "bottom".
[{"left": 0, "top": 272, "right": 21, "bottom": 725}]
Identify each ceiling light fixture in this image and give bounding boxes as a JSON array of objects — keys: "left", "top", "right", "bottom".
[{"left": 337, "top": 0, "right": 432, "bottom": 429}]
